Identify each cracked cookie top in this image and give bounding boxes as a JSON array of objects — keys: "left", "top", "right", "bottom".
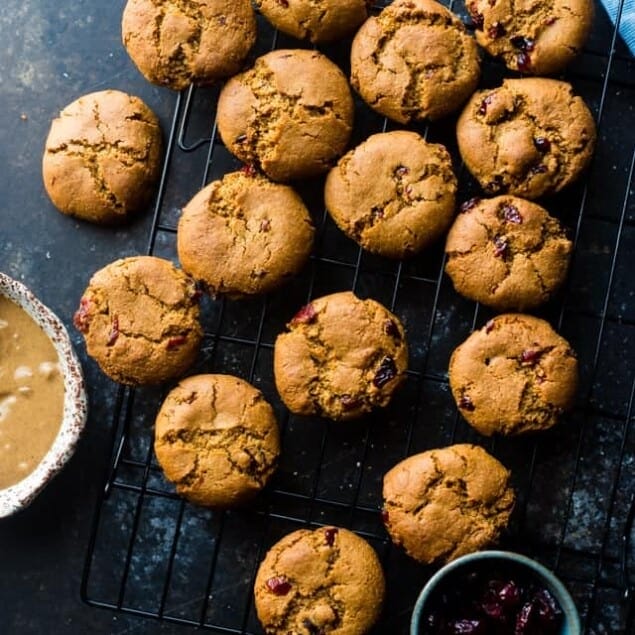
[
  {"left": 177, "top": 169, "right": 315, "bottom": 298},
  {"left": 467, "top": 0, "right": 593, "bottom": 75},
  {"left": 254, "top": 526, "right": 385, "bottom": 635},
  {"left": 382, "top": 444, "right": 515, "bottom": 564},
  {"left": 256, "top": 0, "right": 370, "bottom": 43},
  {"left": 457, "top": 78, "right": 596, "bottom": 199},
  {"left": 122, "top": 0, "right": 256, "bottom": 90},
  {"left": 73, "top": 256, "right": 203, "bottom": 385},
  {"left": 42, "top": 90, "right": 163, "bottom": 224},
  {"left": 350, "top": 0, "right": 481, "bottom": 123},
  {"left": 154, "top": 374, "right": 280, "bottom": 507},
  {"left": 449, "top": 314, "right": 579, "bottom": 436},
  {"left": 273, "top": 291, "right": 408, "bottom": 421},
  {"left": 325, "top": 130, "right": 457, "bottom": 259},
  {"left": 445, "top": 195, "right": 573, "bottom": 311},
  {"left": 217, "top": 49, "right": 354, "bottom": 182}
]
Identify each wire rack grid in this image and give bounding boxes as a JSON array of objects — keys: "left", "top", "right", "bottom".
[{"left": 81, "top": 1, "right": 635, "bottom": 633}]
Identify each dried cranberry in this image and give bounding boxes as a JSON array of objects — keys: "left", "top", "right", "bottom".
[
  {"left": 478, "top": 94, "right": 493, "bottom": 115},
  {"left": 516, "top": 51, "right": 532, "bottom": 72},
  {"left": 481, "top": 594, "right": 505, "bottom": 621},
  {"left": 266, "top": 575, "right": 291, "bottom": 595},
  {"left": 384, "top": 319, "right": 401, "bottom": 339},
  {"left": 460, "top": 197, "right": 481, "bottom": 213},
  {"left": 449, "top": 618, "right": 487, "bottom": 634},
  {"left": 240, "top": 163, "right": 257, "bottom": 177},
  {"left": 520, "top": 348, "right": 543, "bottom": 365},
  {"left": 468, "top": 5, "right": 484, "bottom": 29},
  {"left": 73, "top": 297, "right": 92, "bottom": 333},
  {"left": 340, "top": 394, "right": 361, "bottom": 410},
  {"left": 404, "top": 185, "right": 414, "bottom": 200},
  {"left": 260, "top": 219, "right": 271, "bottom": 232},
  {"left": 277, "top": 0, "right": 289, "bottom": 6},
  {"left": 291, "top": 303, "right": 317, "bottom": 326},
  {"left": 459, "top": 394, "right": 475, "bottom": 411},
  {"left": 107, "top": 315, "right": 119, "bottom": 346},
  {"left": 510, "top": 36, "right": 535, "bottom": 51},
  {"left": 494, "top": 235, "right": 508, "bottom": 258},
  {"left": 514, "top": 599, "right": 537, "bottom": 634},
  {"left": 544, "top": 16, "right": 558, "bottom": 25},
  {"left": 373, "top": 356, "right": 397, "bottom": 388},
  {"left": 485, "top": 319, "right": 496, "bottom": 333},
  {"left": 497, "top": 580, "right": 522, "bottom": 610},
  {"left": 502, "top": 204, "right": 523, "bottom": 224},
  {"left": 166, "top": 335, "right": 187, "bottom": 350},
  {"left": 324, "top": 527, "right": 338, "bottom": 546},
  {"left": 381, "top": 508, "right": 389, "bottom": 523},
  {"left": 533, "top": 588, "right": 562, "bottom": 628},
  {"left": 488, "top": 22, "right": 506, "bottom": 39},
  {"left": 394, "top": 165, "right": 409, "bottom": 177},
  {"left": 533, "top": 137, "right": 551, "bottom": 153}
]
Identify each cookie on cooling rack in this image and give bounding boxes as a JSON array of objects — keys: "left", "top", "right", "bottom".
[
  {"left": 255, "top": 0, "right": 370, "bottom": 43},
  {"left": 350, "top": 0, "right": 480, "bottom": 123},
  {"left": 467, "top": 0, "right": 593, "bottom": 75},
  {"left": 154, "top": 374, "right": 280, "bottom": 507},
  {"left": 177, "top": 169, "right": 315, "bottom": 298},
  {"left": 382, "top": 444, "right": 515, "bottom": 564},
  {"left": 73, "top": 256, "right": 202, "bottom": 385},
  {"left": 42, "top": 90, "right": 162, "bottom": 224},
  {"left": 445, "top": 196, "right": 573, "bottom": 311},
  {"left": 449, "top": 314, "right": 579, "bottom": 436},
  {"left": 254, "top": 526, "right": 385, "bottom": 634},
  {"left": 325, "top": 130, "right": 457, "bottom": 259},
  {"left": 274, "top": 291, "right": 408, "bottom": 421},
  {"left": 217, "top": 49, "right": 354, "bottom": 182},
  {"left": 457, "top": 78, "right": 596, "bottom": 199},
  {"left": 122, "top": 0, "right": 257, "bottom": 90}
]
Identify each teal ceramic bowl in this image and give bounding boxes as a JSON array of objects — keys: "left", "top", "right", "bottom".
[{"left": 410, "top": 550, "right": 581, "bottom": 635}]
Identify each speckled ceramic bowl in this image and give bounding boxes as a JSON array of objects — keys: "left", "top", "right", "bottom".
[{"left": 0, "top": 272, "right": 88, "bottom": 517}]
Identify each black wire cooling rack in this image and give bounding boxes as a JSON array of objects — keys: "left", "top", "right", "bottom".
[{"left": 81, "top": 1, "right": 635, "bottom": 633}]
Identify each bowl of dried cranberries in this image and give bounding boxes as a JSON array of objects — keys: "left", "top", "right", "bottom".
[{"left": 410, "top": 550, "right": 580, "bottom": 635}]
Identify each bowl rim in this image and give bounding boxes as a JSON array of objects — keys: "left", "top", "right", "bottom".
[
  {"left": 0, "top": 272, "right": 88, "bottom": 518},
  {"left": 410, "top": 549, "right": 582, "bottom": 635}
]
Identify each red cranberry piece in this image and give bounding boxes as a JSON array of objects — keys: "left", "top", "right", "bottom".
[
  {"left": 73, "top": 297, "right": 92, "bottom": 333},
  {"left": 381, "top": 508, "right": 389, "bottom": 523},
  {"left": 373, "top": 356, "right": 397, "bottom": 388},
  {"left": 240, "top": 164, "right": 257, "bottom": 177},
  {"left": 485, "top": 319, "right": 496, "bottom": 333},
  {"left": 545, "top": 16, "right": 558, "bottom": 25},
  {"left": 291, "top": 303, "right": 317, "bottom": 326},
  {"left": 324, "top": 527, "right": 338, "bottom": 546},
  {"left": 260, "top": 219, "right": 271, "bottom": 232},
  {"left": 478, "top": 94, "right": 493, "bottom": 116},
  {"left": 266, "top": 575, "right": 292, "bottom": 595},
  {"left": 468, "top": 4, "right": 484, "bottom": 29},
  {"left": 497, "top": 580, "right": 522, "bottom": 610},
  {"left": 394, "top": 165, "right": 409, "bottom": 177},
  {"left": 520, "top": 348, "right": 543, "bottom": 365},
  {"left": 459, "top": 394, "right": 475, "bottom": 411},
  {"left": 107, "top": 315, "right": 119, "bottom": 346},
  {"left": 166, "top": 335, "right": 187, "bottom": 350},
  {"left": 384, "top": 319, "right": 401, "bottom": 339},
  {"left": 533, "top": 137, "right": 551, "bottom": 153},
  {"left": 277, "top": 0, "right": 289, "bottom": 7},
  {"left": 460, "top": 197, "right": 481, "bottom": 213},
  {"left": 516, "top": 51, "right": 532, "bottom": 72},
  {"left": 450, "top": 618, "right": 487, "bottom": 634},
  {"left": 510, "top": 36, "right": 535, "bottom": 51},
  {"left": 515, "top": 599, "right": 538, "bottom": 634},
  {"left": 488, "top": 22, "right": 506, "bottom": 38},
  {"left": 481, "top": 596, "right": 505, "bottom": 622},
  {"left": 494, "top": 235, "right": 508, "bottom": 258},
  {"left": 502, "top": 204, "right": 523, "bottom": 224},
  {"left": 533, "top": 588, "right": 562, "bottom": 628},
  {"left": 340, "top": 394, "right": 361, "bottom": 411}
]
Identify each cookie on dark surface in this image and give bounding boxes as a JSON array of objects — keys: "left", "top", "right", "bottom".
[
  {"left": 457, "top": 78, "right": 596, "bottom": 199},
  {"left": 467, "top": 0, "right": 593, "bottom": 75},
  {"left": 177, "top": 169, "right": 314, "bottom": 298},
  {"left": 42, "top": 90, "right": 162, "bottom": 224},
  {"left": 73, "top": 256, "right": 202, "bottom": 386},
  {"left": 274, "top": 291, "right": 408, "bottom": 421},
  {"left": 217, "top": 49, "right": 354, "bottom": 182},
  {"left": 122, "top": 0, "right": 256, "bottom": 90},
  {"left": 445, "top": 195, "right": 573, "bottom": 311},
  {"left": 325, "top": 131, "right": 457, "bottom": 259},
  {"left": 350, "top": 0, "right": 480, "bottom": 123},
  {"left": 449, "top": 314, "right": 579, "bottom": 436},
  {"left": 154, "top": 374, "right": 280, "bottom": 507},
  {"left": 382, "top": 444, "right": 515, "bottom": 564},
  {"left": 254, "top": 526, "right": 385, "bottom": 635}
]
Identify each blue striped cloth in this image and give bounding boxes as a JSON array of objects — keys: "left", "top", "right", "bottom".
[{"left": 601, "top": 0, "right": 635, "bottom": 53}]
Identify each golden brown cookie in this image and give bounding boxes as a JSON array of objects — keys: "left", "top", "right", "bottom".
[
  {"left": 445, "top": 196, "right": 573, "bottom": 311},
  {"left": 274, "top": 291, "right": 408, "bottom": 421},
  {"left": 382, "top": 444, "right": 515, "bottom": 564},
  {"left": 350, "top": 0, "right": 480, "bottom": 123},
  {"left": 122, "top": 0, "right": 256, "bottom": 90},
  {"left": 457, "top": 78, "right": 596, "bottom": 199},
  {"left": 217, "top": 49, "right": 354, "bottom": 182},
  {"left": 42, "top": 90, "right": 162, "bottom": 224},
  {"left": 177, "top": 169, "right": 314, "bottom": 298},
  {"left": 254, "top": 526, "right": 385, "bottom": 635},
  {"left": 154, "top": 374, "right": 280, "bottom": 507},
  {"left": 73, "top": 256, "right": 202, "bottom": 386},
  {"left": 467, "top": 0, "right": 593, "bottom": 75},
  {"left": 449, "top": 314, "right": 579, "bottom": 436},
  {"left": 325, "top": 131, "right": 457, "bottom": 259}
]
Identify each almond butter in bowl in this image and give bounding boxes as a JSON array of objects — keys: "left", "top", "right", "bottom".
[{"left": 0, "top": 272, "right": 87, "bottom": 517}]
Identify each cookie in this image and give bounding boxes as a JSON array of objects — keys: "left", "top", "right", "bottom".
[
  {"left": 350, "top": 0, "right": 480, "bottom": 123},
  {"left": 274, "top": 291, "right": 408, "bottom": 421},
  {"left": 154, "top": 374, "right": 280, "bottom": 507},
  {"left": 457, "top": 78, "right": 596, "bottom": 199},
  {"left": 122, "top": 0, "right": 256, "bottom": 90},
  {"left": 217, "top": 49, "right": 354, "bottom": 182},
  {"left": 382, "top": 444, "right": 515, "bottom": 564},
  {"left": 73, "top": 256, "right": 202, "bottom": 386},
  {"left": 42, "top": 90, "right": 162, "bottom": 224},
  {"left": 177, "top": 169, "right": 314, "bottom": 298},
  {"left": 467, "top": 0, "right": 593, "bottom": 75},
  {"left": 256, "top": 0, "right": 370, "bottom": 43},
  {"left": 449, "top": 314, "right": 579, "bottom": 436},
  {"left": 254, "top": 526, "right": 385, "bottom": 634},
  {"left": 325, "top": 131, "right": 457, "bottom": 259},
  {"left": 445, "top": 196, "right": 573, "bottom": 311}
]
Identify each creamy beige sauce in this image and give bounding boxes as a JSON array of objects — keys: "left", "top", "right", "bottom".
[{"left": 0, "top": 295, "right": 64, "bottom": 489}]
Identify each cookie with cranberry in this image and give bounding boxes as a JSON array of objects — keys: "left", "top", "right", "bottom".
[
  {"left": 467, "top": 0, "right": 593, "bottom": 75},
  {"left": 457, "top": 78, "right": 596, "bottom": 199},
  {"left": 449, "top": 314, "right": 578, "bottom": 436},
  {"left": 382, "top": 444, "right": 515, "bottom": 564},
  {"left": 254, "top": 526, "right": 385, "bottom": 634},
  {"left": 273, "top": 292, "right": 408, "bottom": 421},
  {"left": 445, "top": 196, "right": 573, "bottom": 311},
  {"left": 73, "top": 256, "right": 202, "bottom": 385}
]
